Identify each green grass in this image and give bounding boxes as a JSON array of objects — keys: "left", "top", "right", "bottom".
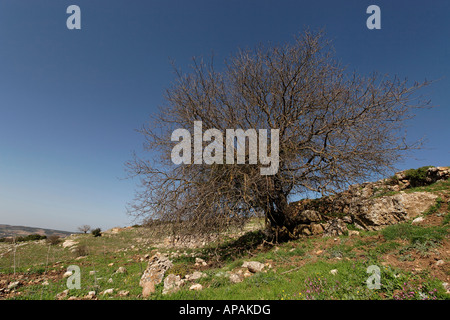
[
  {"left": 158, "top": 259, "right": 447, "bottom": 300},
  {"left": 381, "top": 223, "right": 449, "bottom": 244},
  {"left": 1, "top": 209, "right": 449, "bottom": 300},
  {"left": 423, "top": 197, "right": 443, "bottom": 216}
]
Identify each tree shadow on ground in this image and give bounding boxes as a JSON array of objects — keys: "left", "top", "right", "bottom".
[{"left": 203, "top": 230, "right": 272, "bottom": 265}]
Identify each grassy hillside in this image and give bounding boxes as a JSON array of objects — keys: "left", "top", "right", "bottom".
[{"left": 0, "top": 181, "right": 449, "bottom": 300}]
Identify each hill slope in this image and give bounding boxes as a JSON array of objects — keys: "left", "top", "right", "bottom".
[
  {"left": 0, "top": 224, "right": 74, "bottom": 238},
  {"left": 0, "top": 166, "right": 448, "bottom": 301}
]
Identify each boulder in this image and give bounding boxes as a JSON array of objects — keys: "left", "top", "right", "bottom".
[
  {"left": 142, "top": 282, "right": 155, "bottom": 298},
  {"left": 102, "top": 288, "right": 114, "bottom": 295},
  {"left": 229, "top": 273, "right": 244, "bottom": 284},
  {"left": 185, "top": 271, "right": 207, "bottom": 281},
  {"left": 348, "top": 230, "right": 360, "bottom": 237},
  {"left": 242, "top": 261, "right": 265, "bottom": 273},
  {"left": 297, "top": 210, "right": 322, "bottom": 223},
  {"left": 85, "top": 291, "right": 96, "bottom": 299},
  {"left": 115, "top": 267, "right": 127, "bottom": 274},
  {"left": 56, "top": 289, "right": 69, "bottom": 300},
  {"left": 62, "top": 239, "right": 78, "bottom": 248},
  {"left": 7, "top": 281, "right": 20, "bottom": 290},
  {"left": 352, "top": 192, "right": 438, "bottom": 230},
  {"left": 118, "top": 290, "right": 129, "bottom": 297},
  {"left": 310, "top": 223, "right": 325, "bottom": 235},
  {"left": 322, "top": 218, "right": 347, "bottom": 237},
  {"left": 163, "top": 274, "right": 183, "bottom": 295},
  {"left": 139, "top": 252, "right": 173, "bottom": 296},
  {"left": 189, "top": 283, "right": 203, "bottom": 291},
  {"left": 412, "top": 216, "right": 424, "bottom": 224},
  {"left": 195, "top": 257, "right": 207, "bottom": 266}
]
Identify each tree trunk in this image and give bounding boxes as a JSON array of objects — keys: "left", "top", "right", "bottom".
[{"left": 266, "top": 179, "right": 295, "bottom": 242}]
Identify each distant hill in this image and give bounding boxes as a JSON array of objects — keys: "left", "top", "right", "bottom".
[{"left": 0, "top": 224, "right": 75, "bottom": 238}]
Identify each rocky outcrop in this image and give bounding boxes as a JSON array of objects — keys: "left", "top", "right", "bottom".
[
  {"left": 351, "top": 191, "right": 439, "bottom": 230},
  {"left": 289, "top": 166, "right": 449, "bottom": 234},
  {"left": 140, "top": 252, "right": 173, "bottom": 297}
]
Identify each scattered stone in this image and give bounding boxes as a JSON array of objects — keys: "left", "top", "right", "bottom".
[
  {"left": 215, "top": 271, "right": 227, "bottom": 278},
  {"left": 348, "top": 230, "right": 360, "bottom": 237},
  {"left": 107, "top": 278, "right": 113, "bottom": 283},
  {"left": 163, "top": 274, "right": 184, "bottom": 295},
  {"left": 63, "top": 271, "right": 73, "bottom": 278},
  {"left": 229, "top": 273, "right": 244, "bottom": 284},
  {"left": 108, "top": 262, "right": 114, "bottom": 267},
  {"left": 102, "top": 288, "right": 114, "bottom": 295},
  {"left": 118, "top": 290, "right": 130, "bottom": 297},
  {"left": 115, "top": 267, "right": 127, "bottom": 274},
  {"left": 186, "top": 271, "right": 207, "bottom": 281},
  {"left": 42, "top": 280, "right": 49, "bottom": 286},
  {"left": 412, "top": 216, "right": 424, "bottom": 224},
  {"left": 89, "top": 270, "right": 97, "bottom": 276},
  {"left": 435, "top": 260, "right": 444, "bottom": 266},
  {"left": 242, "top": 261, "right": 265, "bottom": 273},
  {"left": 189, "top": 283, "right": 203, "bottom": 291},
  {"left": 7, "top": 281, "right": 20, "bottom": 290},
  {"left": 442, "top": 282, "right": 450, "bottom": 294},
  {"left": 84, "top": 291, "right": 96, "bottom": 300},
  {"left": 56, "top": 289, "right": 69, "bottom": 300},
  {"left": 323, "top": 219, "right": 347, "bottom": 237},
  {"left": 195, "top": 257, "right": 208, "bottom": 266},
  {"left": 330, "top": 269, "right": 338, "bottom": 276},
  {"left": 243, "top": 270, "right": 253, "bottom": 278}
]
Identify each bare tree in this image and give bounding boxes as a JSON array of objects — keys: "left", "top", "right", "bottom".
[
  {"left": 78, "top": 225, "right": 91, "bottom": 234},
  {"left": 126, "top": 30, "right": 431, "bottom": 241}
]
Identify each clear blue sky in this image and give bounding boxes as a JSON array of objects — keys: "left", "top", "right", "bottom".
[{"left": 0, "top": 0, "right": 449, "bottom": 232}]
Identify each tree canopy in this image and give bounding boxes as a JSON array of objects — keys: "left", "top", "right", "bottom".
[{"left": 126, "top": 30, "right": 431, "bottom": 240}]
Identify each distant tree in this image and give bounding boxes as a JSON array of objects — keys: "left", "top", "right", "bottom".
[
  {"left": 127, "top": 30, "right": 432, "bottom": 241},
  {"left": 78, "top": 225, "right": 91, "bottom": 234}
]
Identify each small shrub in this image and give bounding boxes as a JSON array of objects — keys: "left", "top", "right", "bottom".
[
  {"left": 442, "top": 213, "right": 450, "bottom": 226},
  {"left": 404, "top": 166, "right": 433, "bottom": 187},
  {"left": 46, "top": 234, "right": 61, "bottom": 245},
  {"left": 91, "top": 228, "right": 102, "bottom": 237},
  {"left": 167, "top": 263, "right": 191, "bottom": 278},
  {"left": 385, "top": 175, "right": 399, "bottom": 186},
  {"left": 74, "top": 245, "right": 89, "bottom": 257}
]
